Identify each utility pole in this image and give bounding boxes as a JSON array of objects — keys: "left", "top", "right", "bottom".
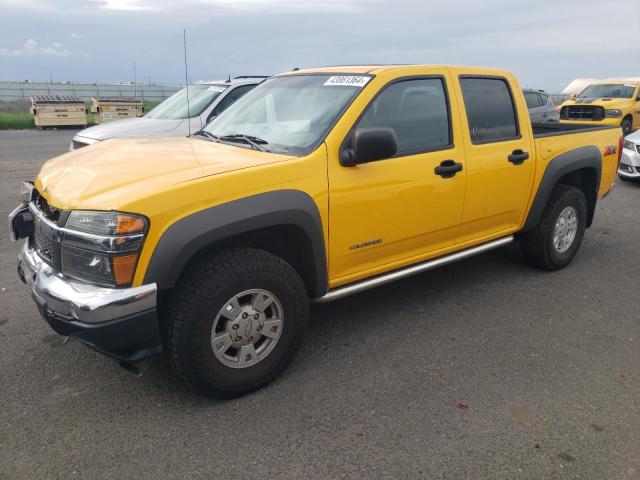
[{"left": 133, "top": 62, "right": 137, "bottom": 98}]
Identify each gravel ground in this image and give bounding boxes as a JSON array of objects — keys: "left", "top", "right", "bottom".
[{"left": 0, "top": 129, "right": 639, "bottom": 479}]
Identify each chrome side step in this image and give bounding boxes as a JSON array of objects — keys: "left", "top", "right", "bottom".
[{"left": 313, "top": 235, "right": 514, "bottom": 303}]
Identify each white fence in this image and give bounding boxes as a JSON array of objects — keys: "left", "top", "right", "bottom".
[{"left": 0, "top": 81, "right": 180, "bottom": 103}]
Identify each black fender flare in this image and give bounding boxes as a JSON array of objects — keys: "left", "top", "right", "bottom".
[
  {"left": 143, "top": 190, "right": 328, "bottom": 297},
  {"left": 522, "top": 145, "right": 602, "bottom": 232}
]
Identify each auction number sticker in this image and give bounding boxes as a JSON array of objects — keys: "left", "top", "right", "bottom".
[
  {"left": 207, "top": 85, "right": 226, "bottom": 92},
  {"left": 324, "top": 76, "right": 371, "bottom": 87}
]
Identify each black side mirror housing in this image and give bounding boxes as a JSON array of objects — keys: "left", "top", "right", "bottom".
[
  {"left": 340, "top": 127, "right": 398, "bottom": 167},
  {"left": 636, "top": 94, "right": 640, "bottom": 101}
]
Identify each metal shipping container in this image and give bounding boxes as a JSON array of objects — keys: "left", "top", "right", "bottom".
[
  {"left": 30, "top": 95, "right": 87, "bottom": 128},
  {"left": 91, "top": 97, "right": 144, "bottom": 124}
]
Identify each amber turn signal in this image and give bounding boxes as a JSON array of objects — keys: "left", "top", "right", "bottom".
[
  {"left": 113, "top": 254, "right": 139, "bottom": 286},
  {"left": 116, "top": 214, "right": 146, "bottom": 235}
]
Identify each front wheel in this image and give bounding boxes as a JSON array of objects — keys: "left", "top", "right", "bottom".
[
  {"left": 520, "top": 185, "right": 587, "bottom": 270},
  {"left": 166, "top": 247, "right": 309, "bottom": 398}
]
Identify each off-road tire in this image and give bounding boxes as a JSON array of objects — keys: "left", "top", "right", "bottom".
[
  {"left": 520, "top": 185, "right": 587, "bottom": 271},
  {"left": 166, "top": 247, "right": 309, "bottom": 398}
]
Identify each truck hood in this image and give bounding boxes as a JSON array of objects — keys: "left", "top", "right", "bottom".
[
  {"left": 74, "top": 117, "right": 186, "bottom": 141},
  {"left": 564, "top": 98, "right": 632, "bottom": 109},
  {"left": 36, "top": 137, "right": 288, "bottom": 210}
]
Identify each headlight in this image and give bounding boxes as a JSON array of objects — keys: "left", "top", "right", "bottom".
[
  {"left": 61, "top": 245, "right": 139, "bottom": 287},
  {"left": 65, "top": 210, "right": 146, "bottom": 235},
  {"left": 62, "top": 211, "right": 148, "bottom": 287},
  {"left": 623, "top": 139, "right": 635, "bottom": 151},
  {"left": 605, "top": 109, "right": 622, "bottom": 118}
]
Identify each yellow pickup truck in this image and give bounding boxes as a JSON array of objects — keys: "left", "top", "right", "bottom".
[
  {"left": 559, "top": 81, "right": 640, "bottom": 136},
  {"left": 10, "top": 65, "right": 622, "bottom": 398}
]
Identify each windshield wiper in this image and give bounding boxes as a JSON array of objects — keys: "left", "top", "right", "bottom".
[
  {"left": 193, "top": 130, "right": 219, "bottom": 142},
  {"left": 218, "top": 134, "right": 268, "bottom": 152}
]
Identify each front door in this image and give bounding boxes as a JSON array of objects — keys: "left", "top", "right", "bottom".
[{"left": 327, "top": 71, "right": 467, "bottom": 283}]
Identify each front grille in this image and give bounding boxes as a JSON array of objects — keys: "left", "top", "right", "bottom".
[
  {"left": 34, "top": 218, "right": 58, "bottom": 264},
  {"left": 560, "top": 105, "right": 605, "bottom": 121},
  {"left": 31, "top": 189, "right": 63, "bottom": 269},
  {"left": 72, "top": 140, "right": 89, "bottom": 150}
]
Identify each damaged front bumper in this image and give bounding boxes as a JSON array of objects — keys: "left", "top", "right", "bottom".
[{"left": 12, "top": 203, "right": 162, "bottom": 361}]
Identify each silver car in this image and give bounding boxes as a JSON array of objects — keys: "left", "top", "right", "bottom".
[
  {"left": 524, "top": 89, "right": 559, "bottom": 123},
  {"left": 70, "top": 76, "right": 266, "bottom": 150},
  {"left": 618, "top": 129, "right": 640, "bottom": 181}
]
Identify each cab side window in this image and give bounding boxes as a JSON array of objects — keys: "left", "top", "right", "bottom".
[
  {"left": 210, "top": 84, "right": 256, "bottom": 119},
  {"left": 460, "top": 77, "right": 519, "bottom": 143},
  {"left": 355, "top": 78, "right": 451, "bottom": 156}
]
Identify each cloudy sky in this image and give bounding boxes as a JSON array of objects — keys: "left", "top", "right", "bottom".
[{"left": 0, "top": 0, "right": 638, "bottom": 92}]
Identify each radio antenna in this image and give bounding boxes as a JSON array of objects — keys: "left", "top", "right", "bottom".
[{"left": 183, "top": 28, "right": 191, "bottom": 136}]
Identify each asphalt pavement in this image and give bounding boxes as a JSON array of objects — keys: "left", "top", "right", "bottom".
[{"left": 0, "top": 129, "right": 638, "bottom": 479}]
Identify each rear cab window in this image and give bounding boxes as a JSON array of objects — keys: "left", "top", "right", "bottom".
[{"left": 459, "top": 77, "right": 520, "bottom": 144}]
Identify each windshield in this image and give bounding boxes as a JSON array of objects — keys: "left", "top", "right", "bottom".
[
  {"left": 203, "top": 74, "right": 371, "bottom": 156},
  {"left": 145, "top": 84, "right": 228, "bottom": 119},
  {"left": 577, "top": 84, "right": 636, "bottom": 99}
]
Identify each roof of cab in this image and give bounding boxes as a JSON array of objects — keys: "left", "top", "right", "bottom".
[
  {"left": 277, "top": 64, "right": 509, "bottom": 76},
  {"left": 589, "top": 81, "right": 639, "bottom": 85}
]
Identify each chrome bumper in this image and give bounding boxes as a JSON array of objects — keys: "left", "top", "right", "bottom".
[{"left": 17, "top": 240, "right": 157, "bottom": 324}]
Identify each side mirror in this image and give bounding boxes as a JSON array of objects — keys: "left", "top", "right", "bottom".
[
  {"left": 340, "top": 127, "right": 398, "bottom": 167},
  {"left": 636, "top": 94, "right": 640, "bottom": 101}
]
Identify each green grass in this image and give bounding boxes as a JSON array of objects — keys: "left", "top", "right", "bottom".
[
  {"left": 0, "top": 102, "right": 158, "bottom": 130},
  {"left": 0, "top": 112, "right": 36, "bottom": 129}
]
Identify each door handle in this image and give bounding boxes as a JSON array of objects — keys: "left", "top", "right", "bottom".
[
  {"left": 508, "top": 149, "right": 529, "bottom": 165},
  {"left": 434, "top": 159, "right": 463, "bottom": 178}
]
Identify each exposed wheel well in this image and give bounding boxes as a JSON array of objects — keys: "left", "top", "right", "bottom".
[
  {"left": 175, "top": 224, "right": 322, "bottom": 298},
  {"left": 557, "top": 167, "right": 598, "bottom": 227}
]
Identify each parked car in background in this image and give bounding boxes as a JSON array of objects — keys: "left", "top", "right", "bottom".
[
  {"left": 69, "top": 76, "right": 267, "bottom": 150},
  {"left": 618, "top": 129, "right": 640, "bottom": 180},
  {"left": 524, "top": 89, "right": 558, "bottom": 123},
  {"left": 559, "top": 81, "right": 640, "bottom": 136}
]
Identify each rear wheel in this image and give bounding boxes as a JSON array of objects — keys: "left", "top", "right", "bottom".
[
  {"left": 520, "top": 185, "right": 587, "bottom": 270},
  {"left": 167, "top": 247, "right": 309, "bottom": 398},
  {"left": 621, "top": 116, "right": 633, "bottom": 136}
]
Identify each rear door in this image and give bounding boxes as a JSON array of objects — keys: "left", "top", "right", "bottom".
[
  {"left": 327, "top": 69, "right": 467, "bottom": 281},
  {"left": 451, "top": 69, "right": 535, "bottom": 244}
]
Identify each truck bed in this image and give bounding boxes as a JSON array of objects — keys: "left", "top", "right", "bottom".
[
  {"left": 531, "top": 122, "right": 620, "bottom": 198},
  {"left": 532, "top": 122, "right": 619, "bottom": 138}
]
